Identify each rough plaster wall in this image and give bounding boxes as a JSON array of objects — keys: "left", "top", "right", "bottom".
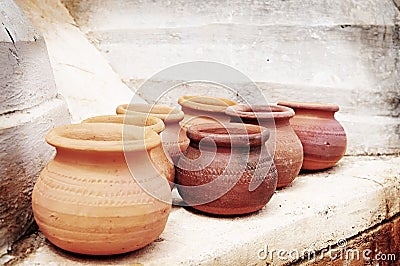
[
  {"left": 0, "top": 0, "right": 70, "bottom": 255},
  {"left": 63, "top": 0, "right": 400, "bottom": 155},
  {"left": 0, "top": 0, "right": 57, "bottom": 114}
]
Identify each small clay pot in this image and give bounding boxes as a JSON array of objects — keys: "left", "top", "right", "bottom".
[
  {"left": 277, "top": 101, "right": 347, "bottom": 170},
  {"left": 178, "top": 95, "right": 237, "bottom": 128},
  {"left": 225, "top": 104, "right": 303, "bottom": 188},
  {"left": 32, "top": 123, "right": 172, "bottom": 255},
  {"left": 176, "top": 123, "right": 277, "bottom": 215},
  {"left": 82, "top": 114, "right": 165, "bottom": 134},
  {"left": 116, "top": 103, "right": 189, "bottom": 163}
]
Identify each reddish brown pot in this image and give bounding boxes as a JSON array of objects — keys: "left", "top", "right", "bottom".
[
  {"left": 117, "top": 103, "right": 189, "bottom": 163},
  {"left": 178, "top": 95, "right": 237, "bottom": 128},
  {"left": 176, "top": 123, "right": 277, "bottom": 215},
  {"left": 277, "top": 101, "right": 347, "bottom": 170},
  {"left": 32, "top": 123, "right": 171, "bottom": 255},
  {"left": 225, "top": 104, "right": 303, "bottom": 188}
]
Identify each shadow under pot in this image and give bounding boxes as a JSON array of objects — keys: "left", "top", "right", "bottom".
[
  {"left": 277, "top": 101, "right": 347, "bottom": 170},
  {"left": 175, "top": 123, "right": 278, "bottom": 216},
  {"left": 225, "top": 104, "right": 303, "bottom": 188},
  {"left": 116, "top": 103, "right": 189, "bottom": 164},
  {"left": 82, "top": 114, "right": 175, "bottom": 187},
  {"left": 32, "top": 123, "right": 171, "bottom": 255},
  {"left": 178, "top": 95, "right": 237, "bottom": 128}
]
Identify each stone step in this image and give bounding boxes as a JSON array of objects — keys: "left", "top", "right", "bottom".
[
  {"left": 0, "top": 96, "right": 70, "bottom": 256},
  {"left": 10, "top": 155, "right": 400, "bottom": 265},
  {"left": 0, "top": 0, "right": 57, "bottom": 114}
]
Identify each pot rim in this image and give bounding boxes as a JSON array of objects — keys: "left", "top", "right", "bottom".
[
  {"left": 116, "top": 103, "right": 184, "bottom": 123},
  {"left": 178, "top": 95, "right": 236, "bottom": 113},
  {"left": 225, "top": 104, "right": 294, "bottom": 120},
  {"left": 277, "top": 101, "right": 339, "bottom": 112},
  {"left": 82, "top": 114, "right": 165, "bottom": 134},
  {"left": 187, "top": 122, "right": 269, "bottom": 147},
  {"left": 46, "top": 123, "right": 160, "bottom": 152}
]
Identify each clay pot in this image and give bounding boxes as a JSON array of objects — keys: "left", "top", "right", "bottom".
[
  {"left": 176, "top": 123, "right": 277, "bottom": 215},
  {"left": 32, "top": 123, "right": 172, "bottom": 255},
  {"left": 225, "top": 105, "right": 303, "bottom": 188},
  {"left": 82, "top": 114, "right": 165, "bottom": 134},
  {"left": 116, "top": 103, "right": 189, "bottom": 163},
  {"left": 178, "top": 95, "right": 237, "bottom": 128},
  {"left": 277, "top": 101, "right": 347, "bottom": 170}
]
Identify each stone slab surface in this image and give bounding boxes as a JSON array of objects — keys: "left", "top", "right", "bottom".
[
  {"left": 0, "top": 0, "right": 57, "bottom": 114},
  {"left": 0, "top": 97, "right": 70, "bottom": 256},
  {"left": 14, "top": 0, "right": 144, "bottom": 123},
  {"left": 13, "top": 155, "right": 400, "bottom": 265}
]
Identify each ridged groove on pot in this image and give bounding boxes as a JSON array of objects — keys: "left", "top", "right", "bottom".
[
  {"left": 32, "top": 123, "right": 172, "bottom": 255},
  {"left": 82, "top": 114, "right": 165, "bottom": 134},
  {"left": 116, "top": 103, "right": 189, "bottom": 163},
  {"left": 277, "top": 101, "right": 347, "bottom": 170},
  {"left": 176, "top": 122, "right": 277, "bottom": 215},
  {"left": 225, "top": 104, "right": 303, "bottom": 188},
  {"left": 178, "top": 95, "right": 237, "bottom": 127}
]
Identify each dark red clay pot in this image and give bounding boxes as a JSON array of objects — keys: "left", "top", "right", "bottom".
[
  {"left": 176, "top": 123, "right": 277, "bottom": 216},
  {"left": 277, "top": 101, "right": 347, "bottom": 170},
  {"left": 225, "top": 104, "right": 303, "bottom": 188}
]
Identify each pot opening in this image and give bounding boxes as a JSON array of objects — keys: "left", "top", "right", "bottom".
[
  {"left": 116, "top": 103, "right": 184, "bottom": 122},
  {"left": 225, "top": 104, "right": 294, "bottom": 120},
  {"left": 187, "top": 122, "right": 269, "bottom": 147},
  {"left": 46, "top": 123, "right": 160, "bottom": 152},
  {"left": 277, "top": 101, "right": 339, "bottom": 112},
  {"left": 178, "top": 95, "right": 236, "bottom": 113}
]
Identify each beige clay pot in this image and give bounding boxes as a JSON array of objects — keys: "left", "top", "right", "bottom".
[{"left": 32, "top": 123, "right": 172, "bottom": 255}]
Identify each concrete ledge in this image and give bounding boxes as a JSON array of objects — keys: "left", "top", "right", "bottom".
[
  {"left": 0, "top": 97, "right": 70, "bottom": 256},
  {"left": 0, "top": 0, "right": 57, "bottom": 114},
  {"left": 11, "top": 155, "right": 399, "bottom": 265},
  {"left": 14, "top": 0, "right": 143, "bottom": 123}
]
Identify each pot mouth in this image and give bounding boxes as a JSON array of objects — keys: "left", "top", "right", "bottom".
[
  {"left": 46, "top": 123, "right": 160, "bottom": 152},
  {"left": 82, "top": 114, "right": 165, "bottom": 134},
  {"left": 178, "top": 95, "right": 237, "bottom": 113},
  {"left": 187, "top": 122, "right": 269, "bottom": 147},
  {"left": 277, "top": 101, "right": 339, "bottom": 112},
  {"left": 225, "top": 104, "right": 294, "bottom": 120},
  {"left": 116, "top": 103, "right": 184, "bottom": 122}
]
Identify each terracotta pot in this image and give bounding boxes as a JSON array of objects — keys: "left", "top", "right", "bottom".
[
  {"left": 225, "top": 104, "right": 303, "bottom": 188},
  {"left": 176, "top": 123, "right": 277, "bottom": 215},
  {"left": 32, "top": 123, "right": 172, "bottom": 255},
  {"left": 277, "top": 101, "right": 347, "bottom": 170},
  {"left": 116, "top": 103, "right": 189, "bottom": 163},
  {"left": 82, "top": 114, "right": 165, "bottom": 134},
  {"left": 178, "top": 95, "right": 237, "bottom": 128}
]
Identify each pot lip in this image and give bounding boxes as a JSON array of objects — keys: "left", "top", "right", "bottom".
[
  {"left": 187, "top": 122, "right": 269, "bottom": 147},
  {"left": 178, "top": 95, "right": 237, "bottom": 113},
  {"left": 225, "top": 104, "right": 294, "bottom": 120},
  {"left": 82, "top": 114, "right": 165, "bottom": 134},
  {"left": 116, "top": 103, "right": 184, "bottom": 123},
  {"left": 46, "top": 123, "right": 160, "bottom": 152},
  {"left": 277, "top": 101, "right": 339, "bottom": 112}
]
